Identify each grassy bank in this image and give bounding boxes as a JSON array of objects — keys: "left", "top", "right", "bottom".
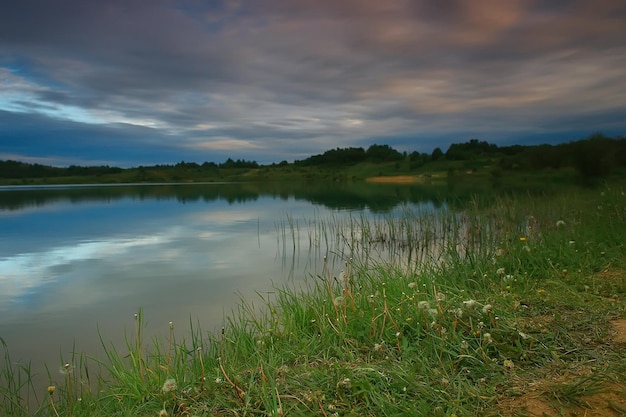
[{"left": 1, "top": 186, "right": 625, "bottom": 416}]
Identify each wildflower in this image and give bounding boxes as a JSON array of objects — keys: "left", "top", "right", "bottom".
[
  {"left": 428, "top": 308, "right": 439, "bottom": 317},
  {"left": 59, "top": 363, "right": 73, "bottom": 375},
  {"left": 569, "top": 240, "right": 575, "bottom": 245},
  {"left": 483, "top": 333, "right": 493, "bottom": 344},
  {"left": 418, "top": 300, "right": 430, "bottom": 310},
  {"left": 338, "top": 378, "right": 351, "bottom": 389},
  {"left": 374, "top": 343, "right": 383, "bottom": 352},
  {"left": 452, "top": 308, "right": 463, "bottom": 318},
  {"left": 47, "top": 385, "right": 56, "bottom": 395},
  {"left": 395, "top": 332, "right": 401, "bottom": 338},
  {"left": 537, "top": 289, "right": 545, "bottom": 295},
  {"left": 460, "top": 340, "right": 469, "bottom": 350},
  {"left": 408, "top": 282, "right": 417, "bottom": 289},
  {"left": 482, "top": 304, "right": 493, "bottom": 314},
  {"left": 556, "top": 220, "right": 566, "bottom": 228},
  {"left": 441, "top": 377, "right": 450, "bottom": 386},
  {"left": 405, "top": 317, "right": 413, "bottom": 322},
  {"left": 496, "top": 267, "right": 505, "bottom": 276},
  {"left": 436, "top": 292, "right": 446, "bottom": 302},
  {"left": 169, "top": 321, "right": 174, "bottom": 329},
  {"left": 519, "top": 237, "right": 526, "bottom": 242},
  {"left": 503, "top": 359, "right": 514, "bottom": 370},
  {"left": 332, "top": 296, "right": 345, "bottom": 307},
  {"left": 215, "top": 377, "right": 223, "bottom": 384},
  {"left": 162, "top": 378, "right": 177, "bottom": 393},
  {"left": 462, "top": 299, "right": 477, "bottom": 309}
]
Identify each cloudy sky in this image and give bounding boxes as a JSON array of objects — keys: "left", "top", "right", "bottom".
[{"left": 1, "top": 0, "right": 625, "bottom": 167}]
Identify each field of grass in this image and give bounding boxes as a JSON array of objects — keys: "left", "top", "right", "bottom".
[{"left": 1, "top": 185, "right": 625, "bottom": 416}]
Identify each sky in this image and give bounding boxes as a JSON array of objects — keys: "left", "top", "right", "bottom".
[{"left": 1, "top": 0, "right": 625, "bottom": 167}]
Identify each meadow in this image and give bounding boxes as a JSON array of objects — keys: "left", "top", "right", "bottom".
[{"left": 1, "top": 184, "right": 625, "bottom": 416}]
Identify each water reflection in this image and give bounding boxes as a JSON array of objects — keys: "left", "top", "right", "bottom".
[{"left": 0, "top": 181, "right": 479, "bottom": 383}]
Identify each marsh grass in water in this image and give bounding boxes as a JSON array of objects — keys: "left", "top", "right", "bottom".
[{"left": 1, "top": 186, "right": 625, "bottom": 416}]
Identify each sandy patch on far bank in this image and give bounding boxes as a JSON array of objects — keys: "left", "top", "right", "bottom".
[{"left": 366, "top": 175, "right": 427, "bottom": 184}]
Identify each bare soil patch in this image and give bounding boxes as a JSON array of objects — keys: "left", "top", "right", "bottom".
[
  {"left": 496, "top": 317, "right": 626, "bottom": 416},
  {"left": 612, "top": 318, "right": 626, "bottom": 343},
  {"left": 366, "top": 175, "right": 426, "bottom": 183}
]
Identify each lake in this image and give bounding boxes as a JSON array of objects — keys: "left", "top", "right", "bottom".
[{"left": 1, "top": 181, "right": 462, "bottom": 379}]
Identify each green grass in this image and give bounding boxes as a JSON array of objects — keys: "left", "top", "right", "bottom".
[{"left": 1, "top": 185, "right": 625, "bottom": 416}]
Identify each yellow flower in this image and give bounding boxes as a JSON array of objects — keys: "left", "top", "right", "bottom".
[{"left": 519, "top": 237, "right": 527, "bottom": 242}]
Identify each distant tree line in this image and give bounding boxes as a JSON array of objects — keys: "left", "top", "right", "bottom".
[
  {"left": 1, "top": 133, "right": 624, "bottom": 181},
  {"left": 0, "top": 161, "right": 123, "bottom": 179},
  {"left": 294, "top": 144, "right": 404, "bottom": 166}
]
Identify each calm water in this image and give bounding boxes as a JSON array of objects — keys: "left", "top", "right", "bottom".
[{"left": 0, "top": 181, "right": 455, "bottom": 379}]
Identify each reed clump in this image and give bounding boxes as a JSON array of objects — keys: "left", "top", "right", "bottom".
[{"left": 1, "top": 186, "right": 625, "bottom": 416}]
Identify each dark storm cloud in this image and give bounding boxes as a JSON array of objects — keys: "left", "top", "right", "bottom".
[{"left": 1, "top": 0, "right": 625, "bottom": 166}]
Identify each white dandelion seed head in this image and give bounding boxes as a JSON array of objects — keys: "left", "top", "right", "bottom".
[
  {"left": 162, "top": 378, "right": 177, "bottom": 393},
  {"left": 59, "top": 364, "right": 73, "bottom": 375},
  {"left": 460, "top": 340, "right": 469, "bottom": 350},
  {"left": 482, "top": 304, "right": 493, "bottom": 314},
  {"left": 428, "top": 308, "right": 439, "bottom": 317},
  {"left": 462, "top": 299, "right": 477, "bottom": 309},
  {"left": 483, "top": 333, "right": 493, "bottom": 343},
  {"left": 496, "top": 267, "right": 506, "bottom": 276},
  {"left": 408, "top": 282, "right": 417, "bottom": 289},
  {"left": 332, "top": 296, "right": 345, "bottom": 307},
  {"left": 418, "top": 300, "right": 430, "bottom": 310}
]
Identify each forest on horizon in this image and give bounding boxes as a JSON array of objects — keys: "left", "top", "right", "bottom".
[{"left": 1, "top": 133, "right": 625, "bottom": 182}]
